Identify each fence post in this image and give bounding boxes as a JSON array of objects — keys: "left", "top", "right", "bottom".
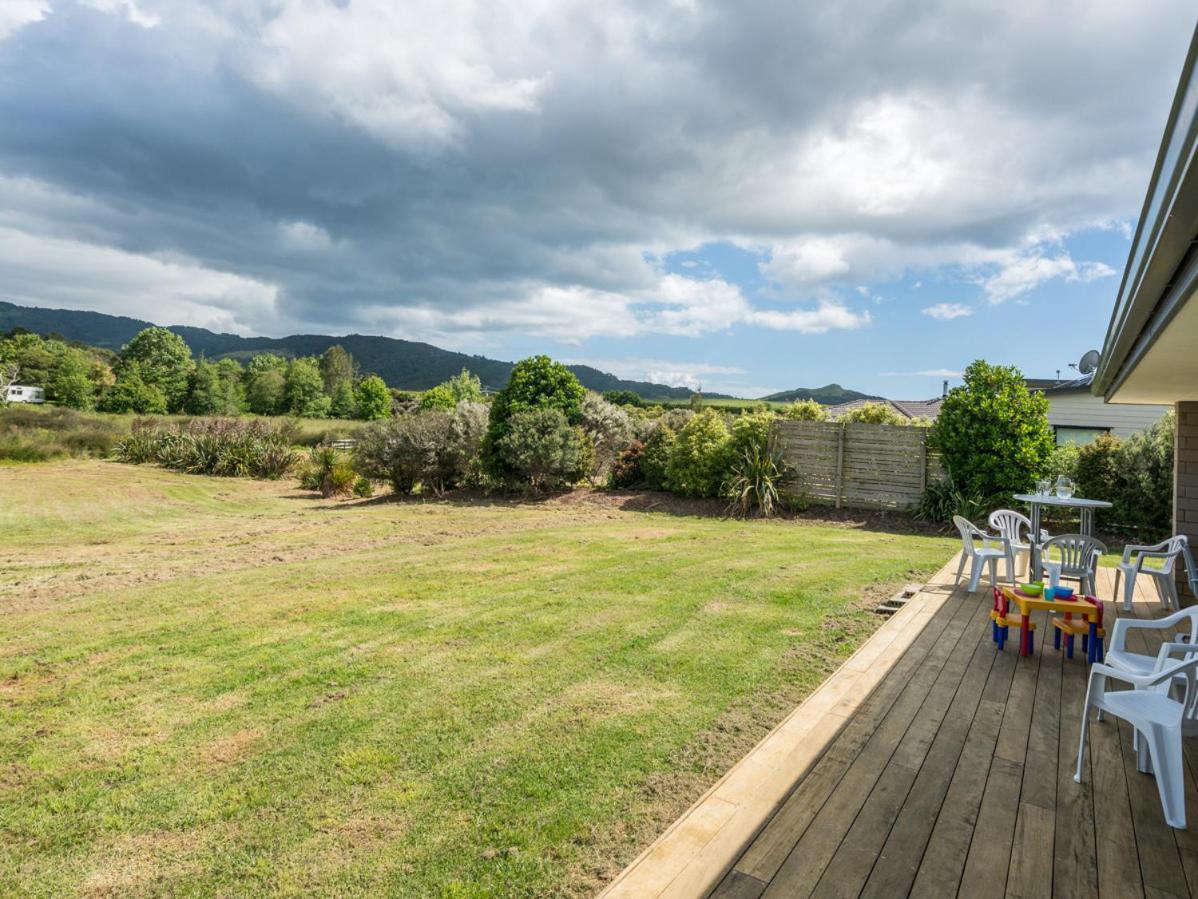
[
  {"left": 835, "top": 423, "right": 845, "bottom": 509},
  {"left": 919, "top": 437, "right": 927, "bottom": 493}
]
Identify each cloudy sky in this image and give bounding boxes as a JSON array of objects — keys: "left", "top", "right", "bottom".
[{"left": 0, "top": 1, "right": 1194, "bottom": 396}]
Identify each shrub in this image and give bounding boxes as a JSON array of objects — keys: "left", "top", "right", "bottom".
[
  {"left": 725, "top": 443, "right": 791, "bottom": 517},
  {"left": 781, "top": 399, "right": 826, "bottom": 421},
  {"left": 299, "top": 446, "right": 359, "bottom": 498},
  {"left": 727, "top": 409, "right": 775, "bottom": 461},
  {"left": 1074, "top": 435, "right": 1121, "bottom": 509},
  {"left": 666, "top": 408, "right": 731, "bottom": 497},
  {"left": 114, "top": 419, "right": 300, "bottom": 479},
  {"left": 99, "top": 362, "right": 169, "bottom": 414},
  {"left": 484, "top": 356, "right": 586, "bottom": 483},
  {"left": 603, "top": 390, "right": 645, "bottom": 408},
  {"left": 353, "top": 475, "right": 374, "bottom": 498},
  {"left": 494, "top": 408, "right": 592, "bottom": 492},
  {"left": 580, "top": 392, "right": 634, "bottom": 482},
  {"left": 448, "top": 401, "right": 489, "bottom": 487},
  {"left": 609, "top": 440, "right": 645, "bottom": 488},
  {"left": 658, "top": 408, "right": 694, "bottom": 432},
  {"left": 49, "top": 357, "right": 97, "bottom": 411},
  {"left": 419, "top": 384, "right": 456, "bottom": 411},
  {"left": 446, "top": 369, "right": 484, "bottom": 404},
  {"left": 916, "top": 476, "right": 990, "bottom": 526},
  {"left": 1115, "top": 413, "right": 1174, "bottom": 538},
  {"left": 1046, "top": 442, "right": 1080, "bottom": 481},
  {"left": 931, "top": 360, "right": 1053, "bottom": 500},
  {"left": 355, "top": 375, "right": 392, "bottom": 421},
  {"left": 355, "top": 412, "right": 458, "bottom": 495},
  {"left": 640, "top": 425, "right": 675, "bottom": 490},
  {"left": 839, "top": 402, "right": 906, "bottom": 425}
]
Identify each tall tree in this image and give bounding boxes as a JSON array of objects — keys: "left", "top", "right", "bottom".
[
  {"left": 186, "top": 358, "right": 245, "bottom": 416},
  {"left": 245, "top": 354, "right": 288, "bottom": 415},
  {"left": 100, "top": 361, "right": 168, "bottom": 414},
  {"left": 117, "top": 327, "right": 193, "bottom": 412},
  {"left": 355, "top": 375, "right": 391, "bottom": 420},
  {"left": 319, "top": 345, "right": 356, "bottom": 392},
  {"left": 284, "top": 357, "right": 331, "bottom": 418}
]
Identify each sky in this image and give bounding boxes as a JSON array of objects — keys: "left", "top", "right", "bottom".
[{"left": 0, "top": 1, "right": 1195, "bottom": 398}]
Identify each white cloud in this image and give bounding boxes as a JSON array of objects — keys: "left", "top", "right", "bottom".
[
  {"left": 279, "top": 220, "right": 333, "bottom": 250},
  {"left": 981, "top": 250, "right": 1116, "bottom": 303},
  {"left": 361, "top": 270, "right": 869, "bottom": 344},
  {"left": 0, "top": 0, "right": 47, "bottom": 41},
  {"left": 80, "top": 0, "right": 160, "bottom": 28},
  {"left": 882, "top": 368, "right": 962, "bottom": 377},
  {"left": 565, "top": 356, "right": 747, "bottom": 392},
  {"left": 0, "top": 226, "right": 280, "bottom": 334},
  {"left": 242, "top": 0, "right": 544, "bottom": 149},
  {"left": 922, "top": 302, "right": 972, "bottom": 320},
  {"left": 0, "top": 0, "right": 1184, "bottom": 346},
  {"left": 746, "top": 303, "right": 871, "bottom": 333}
]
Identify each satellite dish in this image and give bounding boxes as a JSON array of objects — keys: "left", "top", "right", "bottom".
[{"left": 1077, "top": 349, "right": 1100, "bottom": 375}]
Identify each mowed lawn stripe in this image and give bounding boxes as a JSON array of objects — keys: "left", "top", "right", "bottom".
[{"left": 0, "top": 461, "right": 954, "bottom": 897}]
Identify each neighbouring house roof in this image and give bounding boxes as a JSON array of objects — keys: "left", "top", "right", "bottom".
[
  {"left": 1093, "top": 21, "right": 1198, "bottom": 404},
  {"left": 1025, "top": 375, "right": 1093, "bottom": 394},
  {"left": 825, "top": 397, "right": 943, "bottom": 421}
]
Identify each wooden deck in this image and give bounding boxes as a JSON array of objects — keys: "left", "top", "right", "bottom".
[
  {"left": 705, "top": 564, "right": 1198, "bottom": 899},
  {"left": 605, "top": 558, "right": 1198, "bottom": 899}
]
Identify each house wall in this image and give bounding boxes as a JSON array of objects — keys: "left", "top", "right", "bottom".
[
  {"left": 1177, "top": 401, "right": 1198, "bottom": 604},
  {"left": 1045, "top": 391, "right": 1168, "bottom": 437}
]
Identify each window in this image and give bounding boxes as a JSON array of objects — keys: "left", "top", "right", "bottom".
[{"left": 1054, "top": 426, "right": 1110, "bottom": 446}]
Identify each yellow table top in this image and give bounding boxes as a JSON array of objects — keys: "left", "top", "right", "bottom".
[{"left": 1000, "top": 585, "right": 1101, "bottom": 620}]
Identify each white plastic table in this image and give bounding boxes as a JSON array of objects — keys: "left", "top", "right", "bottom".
[{"left": 1013, "top": 493, "right": 1112, "bottom": 578}]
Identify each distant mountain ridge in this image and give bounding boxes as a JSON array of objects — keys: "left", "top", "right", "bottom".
[
  {"left": 761, "top": 384, "right": 879, "bottom": 404},
  {"left": 0, "top": 300, "right": 720, "bottom": 399}
]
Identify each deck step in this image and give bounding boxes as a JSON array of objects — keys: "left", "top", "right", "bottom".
[{"left": 875, "top": 584, "right": 925, "bottom": 616}]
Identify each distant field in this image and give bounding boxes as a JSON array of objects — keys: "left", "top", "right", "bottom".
[
  {"left": 0, "top": 405, "right": 368, "bottom": 463},
  {"left": 0, "top": 461, "right": 954, "bottom": 897}
]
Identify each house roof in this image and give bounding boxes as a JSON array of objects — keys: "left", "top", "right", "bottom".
[
  {"left": 1025, "top": 375, "right": 1093, "bottom": 394},
  {"left": 825, "top": 397, "right": 943, "bottom": 420},
  {"left": 1093, "top": 21, "right": 1198, "bottom": 403}
]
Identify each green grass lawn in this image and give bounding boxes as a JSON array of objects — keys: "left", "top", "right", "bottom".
[{"left": 0, "top": 461, "right": 955, "bottom": 897}]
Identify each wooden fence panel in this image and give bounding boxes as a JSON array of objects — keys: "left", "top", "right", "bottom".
[{"left": 772, "top": 420, "right": 940, "bottom": 511}]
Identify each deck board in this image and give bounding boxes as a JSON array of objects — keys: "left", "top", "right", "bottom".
[{"left": 711, "top": 564, "right": 1198, "bottom": 899}]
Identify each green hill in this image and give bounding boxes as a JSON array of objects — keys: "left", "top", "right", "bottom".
[
  {"left": 760, "top": 383, "right": 879, "bottom": 404},
  {"left": 0, "top": 301, "right": 715, "bottom": 399}
]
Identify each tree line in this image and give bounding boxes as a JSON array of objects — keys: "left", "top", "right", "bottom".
[{"left": 0, "top": 326, "right": 393, "bottom": 420}]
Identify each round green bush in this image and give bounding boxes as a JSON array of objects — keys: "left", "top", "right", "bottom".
[
  {"left": 494, "top": 408, "right": 592, "bottom": 492},
  {"left": 666, "top": 408, "right": 731, "bottom": 497},
  {"left": 484, "top": 356, "right": 586, "bottom": 484},
  {"left": 930, "top": 360, "right": 1053, "bottom": 500}
]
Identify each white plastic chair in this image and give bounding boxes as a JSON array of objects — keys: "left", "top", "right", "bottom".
[
  {"left": 1075, "top": 645, "right": 1198, "bottom": 828},
  {"left": 1040, "top": 534, "right": 1106, "bottom": 597},
  {"left": 1113, "top": 536, "right": 1189, "bottom": 612},
  {"left": 989, "top": 509, "right": 1049, "bottom": 583},
  {"left": 952, "top": 516, "right": 1009, "bottom": 593},
  {"left": 1103, "top": 607, "right": 1198, "bottom": 710}
]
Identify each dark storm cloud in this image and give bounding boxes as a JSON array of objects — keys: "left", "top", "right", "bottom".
[{"left": 0, "top": 0, "right": 1192, "bottom": 338}]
